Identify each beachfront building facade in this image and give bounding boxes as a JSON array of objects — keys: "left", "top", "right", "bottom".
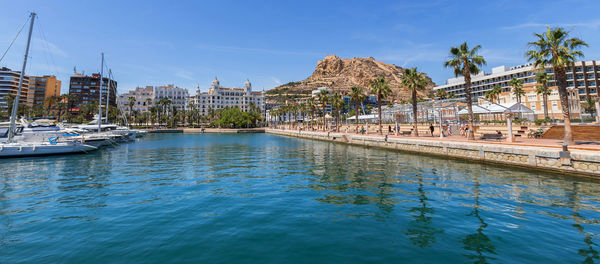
[
  {"left": 117, "top": 86, "right": 154, "bottom": 113},
  {"left": 433, "top": 61, "right": 600, "bottom": 119},
  {"left": 154, "top": 84, "right": 189, "bottom": 111},
  {"left": 0, "top": 67, "right": 30, "bottom": 109},
  {"left": 189, "top": 78, "right": 265, "bottom": 116},
  {"left": 68, "top": 72, "right": 117, "bottom": 112},
  {"left": 27, "top": 75, "right": 61, "bottom": 106}
]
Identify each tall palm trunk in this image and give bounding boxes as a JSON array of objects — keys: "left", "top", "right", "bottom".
[
  {"left": 355, "top": 99, "right": 360, "bottom": 133},
  {"left": 412, "top": 88, "right": 419, "bottom": 136},
  {"left": 554, "top": 66, "right": 574, "bottom": 145},
  {"left": 463, "top": 67, "right": 475, "bottom": 140},
  {"left": 377, "top": 97, "right": 382, "bottom": 134},
  {"left": 543, "top": 92, "right": 549, "bottom": 119}
]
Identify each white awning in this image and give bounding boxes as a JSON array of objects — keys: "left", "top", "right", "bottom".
[
  {"left": 346, "top": 114, "right": 379, "bottom": 120},
  {"left": 457, "top": 102, "right": 534, "bottom": 115}
]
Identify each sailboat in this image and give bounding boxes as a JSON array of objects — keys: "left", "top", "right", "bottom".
[{"left": 0, "top": 13, "right": 97, "bottom": 158}]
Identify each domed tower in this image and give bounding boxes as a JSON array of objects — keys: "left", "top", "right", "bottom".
[
  {"left": 209, "top": 77, "right": 220, "bottom": 94},
  {"left": 244, "top": 79, "right": 252, "bottom": 94}
]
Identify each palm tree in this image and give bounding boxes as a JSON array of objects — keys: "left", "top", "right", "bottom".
[
  {"left": 145, "top": 98, "right": 153, "bottom": 112},
  {"left": 484, "top": 85, "right": 502, "bottom": 104},
  {"left": 535, "top": 71, "right": 552, "bottom": 119},
  {"left": 331, "top": 92, "right": 344, "bottom": 131},
  {"left": 370, "top": 77, "right": 392, "bottom": 134},
  {"left": 444, "top": 42, "right": 486, "bottom": 140},
  {"left": 526, "top": 26, "right": 587, "bottom": 145},
  {"left": 435, "top": 89, "right": 447, "bottom": 100},
  {"left": 128, "top": 96, "right": 136, "bottom": 125},
  {"left": 402, "top": 67, "right": 428, "bottom": 137},
  {"left": 307, "top": 97, "right": 316, "bottom": 129},
  {"left": 44, "top": 96, "right": 57, "bottom": 117},
  {"left": 350, "top": 86, "right": 365, "bottom": 132},
  {"left": 317, "top": 89, "right": 330, "bottom": 130},
  {"left": 510, "top": 78, "right": 524, "bottom": 104}
]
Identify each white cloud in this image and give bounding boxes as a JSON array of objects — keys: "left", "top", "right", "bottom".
[
  {"left": 500, "top": 19, "right": 600, "bottom": 30},
  {"left": 270, "top": 77, "right": 281, "bottom": 85},
  {"left": 175, "top": 70, "right": 194, "bottom": 81},
  {"left": 32, "top": 37, "right": 67, "bottom": 57},
  {"left": 195, "top": 44, "right": 320, "bottom": 57}
]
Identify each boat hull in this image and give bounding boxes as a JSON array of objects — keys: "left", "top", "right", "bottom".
[{"left": 0, "top": 143, "right": 97, "bottom": 158}]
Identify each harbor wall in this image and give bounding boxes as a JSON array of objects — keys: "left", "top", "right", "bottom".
[
  {"left": 184, "top": 128, "right": 265, "bottom": 133},
  {"left": 266, "top": 129, "right": 600, "bottom": 178}
]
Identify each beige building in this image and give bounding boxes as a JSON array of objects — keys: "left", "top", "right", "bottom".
[
  {"left": 27, "top": 75, "right": 61, "bottom": 106},
  {"left": 434, "top": 61, "right": 600, "bottom": 119},
  {"left": 117, "top": 86, "right": 154, "bottom": 113}
]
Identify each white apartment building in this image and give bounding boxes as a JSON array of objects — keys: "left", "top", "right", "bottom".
[
  {"left": 118, "top": 84, "right": 189, "bottom": 113},
  {"left": 117, "top": 86, "right": 154, "bottom": 113},
  {"left": 434, "top": 61, "right": 600, "bottom": 119},
  {"left": 189, "top": 78, "right": 265, "bottom": 116},
  {"left": 154, "top": 84, "right": 189, "bottom": 111}
]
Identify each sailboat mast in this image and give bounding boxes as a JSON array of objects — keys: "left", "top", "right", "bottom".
[
  {"left": 98, "top": 53, "right": 104, "bottom": 133},
  {"left": 8, "top": 12, "right": 36, "bottom": 142},
  {"left": 105, "top": 69, "right": 111, "bottom": 124}
]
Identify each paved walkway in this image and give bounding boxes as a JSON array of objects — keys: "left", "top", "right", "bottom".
[{"left": 277, "top": 128, "right": 600, "bottom": 151}]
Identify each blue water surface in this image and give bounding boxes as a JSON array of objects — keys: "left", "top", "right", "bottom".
[{"left": 1, "top": 133, "right": 599, "bottom": 263}]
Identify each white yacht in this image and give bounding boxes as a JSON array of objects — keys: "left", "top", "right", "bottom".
[
  {"left": 0, "top": 140, "right": 97, "bottom": 158},
  {"left": 0, "top": 13, "right": 98, "bottom": 158}
]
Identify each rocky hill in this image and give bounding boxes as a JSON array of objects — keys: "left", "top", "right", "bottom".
[{"left": 268, "top": 55, "right": 436, "bottom": 102}]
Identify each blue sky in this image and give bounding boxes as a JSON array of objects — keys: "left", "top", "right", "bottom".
[{"left": 1, "top": 0, "right": 600, "bottom": 95}]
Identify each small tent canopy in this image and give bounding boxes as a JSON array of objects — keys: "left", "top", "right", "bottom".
[
  {"left": 457, "top": 102, "right": 533, "bottom": 115},
  {"left": 346, "top": 114, "right": 379, "bottom": 120}
]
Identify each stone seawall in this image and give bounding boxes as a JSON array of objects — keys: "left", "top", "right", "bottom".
[
  {"left": 266, "top": 129, "right": 600, "bottom": 178},
  {"left": 184, "top": 128, "right": 265, "bottom": 133}
]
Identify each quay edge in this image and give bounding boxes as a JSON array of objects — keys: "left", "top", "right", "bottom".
[{"left": 266, "top": 129, "right": 600, "bottom": 179}]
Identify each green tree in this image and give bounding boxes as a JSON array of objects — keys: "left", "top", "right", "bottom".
[
  {"left": 331, "top": 92, "right": 344, "bottom": 131},
  {"left": 435, "top": 89, "right": 447, "bottom": 100},
  {"left": 444, "top": 42, "right": 487, "bottom": 140},
  {"left": 128, "top": 96, "right": 136, "bottom": 125},
  {"left": 535, "top": 71, "right": 552, "bottom": 119},
  {"left": 370, "top": 77, "right": 392, "bottom": 134},
  {"left": 402, "top": 67, "right": 428, "bottom": 136},
  {"left": 485, "top": 85, "right": 502, "bottom": 104},
  {"left": 317, "top": 89, "right": 330, "bottom": 130},
  {"left": 510, "top": 78, "right": 524, "bottom": 104},
  {"left": 526, "top": 26, "right": 588, "bottom": 145},
  {"left": 350, "top": 86, "right": 366, "bottom": 132}
]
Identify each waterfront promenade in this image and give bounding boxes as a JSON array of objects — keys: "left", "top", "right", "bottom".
[{"left": 267, "top": 128, "right": 600, "bottom": 178}]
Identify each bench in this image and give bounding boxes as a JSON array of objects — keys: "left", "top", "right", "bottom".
[
  {"left": 401, "top": 131, "right": 412, "bottom": 136},
  {"left": 481, "top": 133, "right": 503, "bottom": 140}
]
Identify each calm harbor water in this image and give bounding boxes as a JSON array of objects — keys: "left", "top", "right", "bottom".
[{"left": 1, "top": 133, "right": 599, "bottom": 263}]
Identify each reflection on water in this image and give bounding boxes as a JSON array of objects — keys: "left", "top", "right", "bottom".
[
  {"left": 0, "top": 133, "right": 600, "bottom": 263},
  {"left": 462, "top": 181, "right": 496, "bottom": 263}
]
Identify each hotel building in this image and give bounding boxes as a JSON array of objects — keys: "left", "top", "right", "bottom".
[
  {"left": 189, "top": 78, "right": 265, "bottom": 116},
  {"left": 27, "top": 75, "right": 61, "bottom": 106},
  {"left": 0, "top": 67, "right": 30, "bottom": 109},
  {"left": 154, "top": 84, "right": 189, "bottom": 111},
  {"left": 117, "top": 86, "right": 154, "bottom": 113},
  {"left": 433, "top": 60, "right": 600, "bottom": 119},
  {"left": 68, "top": 72, "right": 117, "bottom": 112},
  {"left": 118, "top": 84, "right": 189, "bottom": 113}
]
